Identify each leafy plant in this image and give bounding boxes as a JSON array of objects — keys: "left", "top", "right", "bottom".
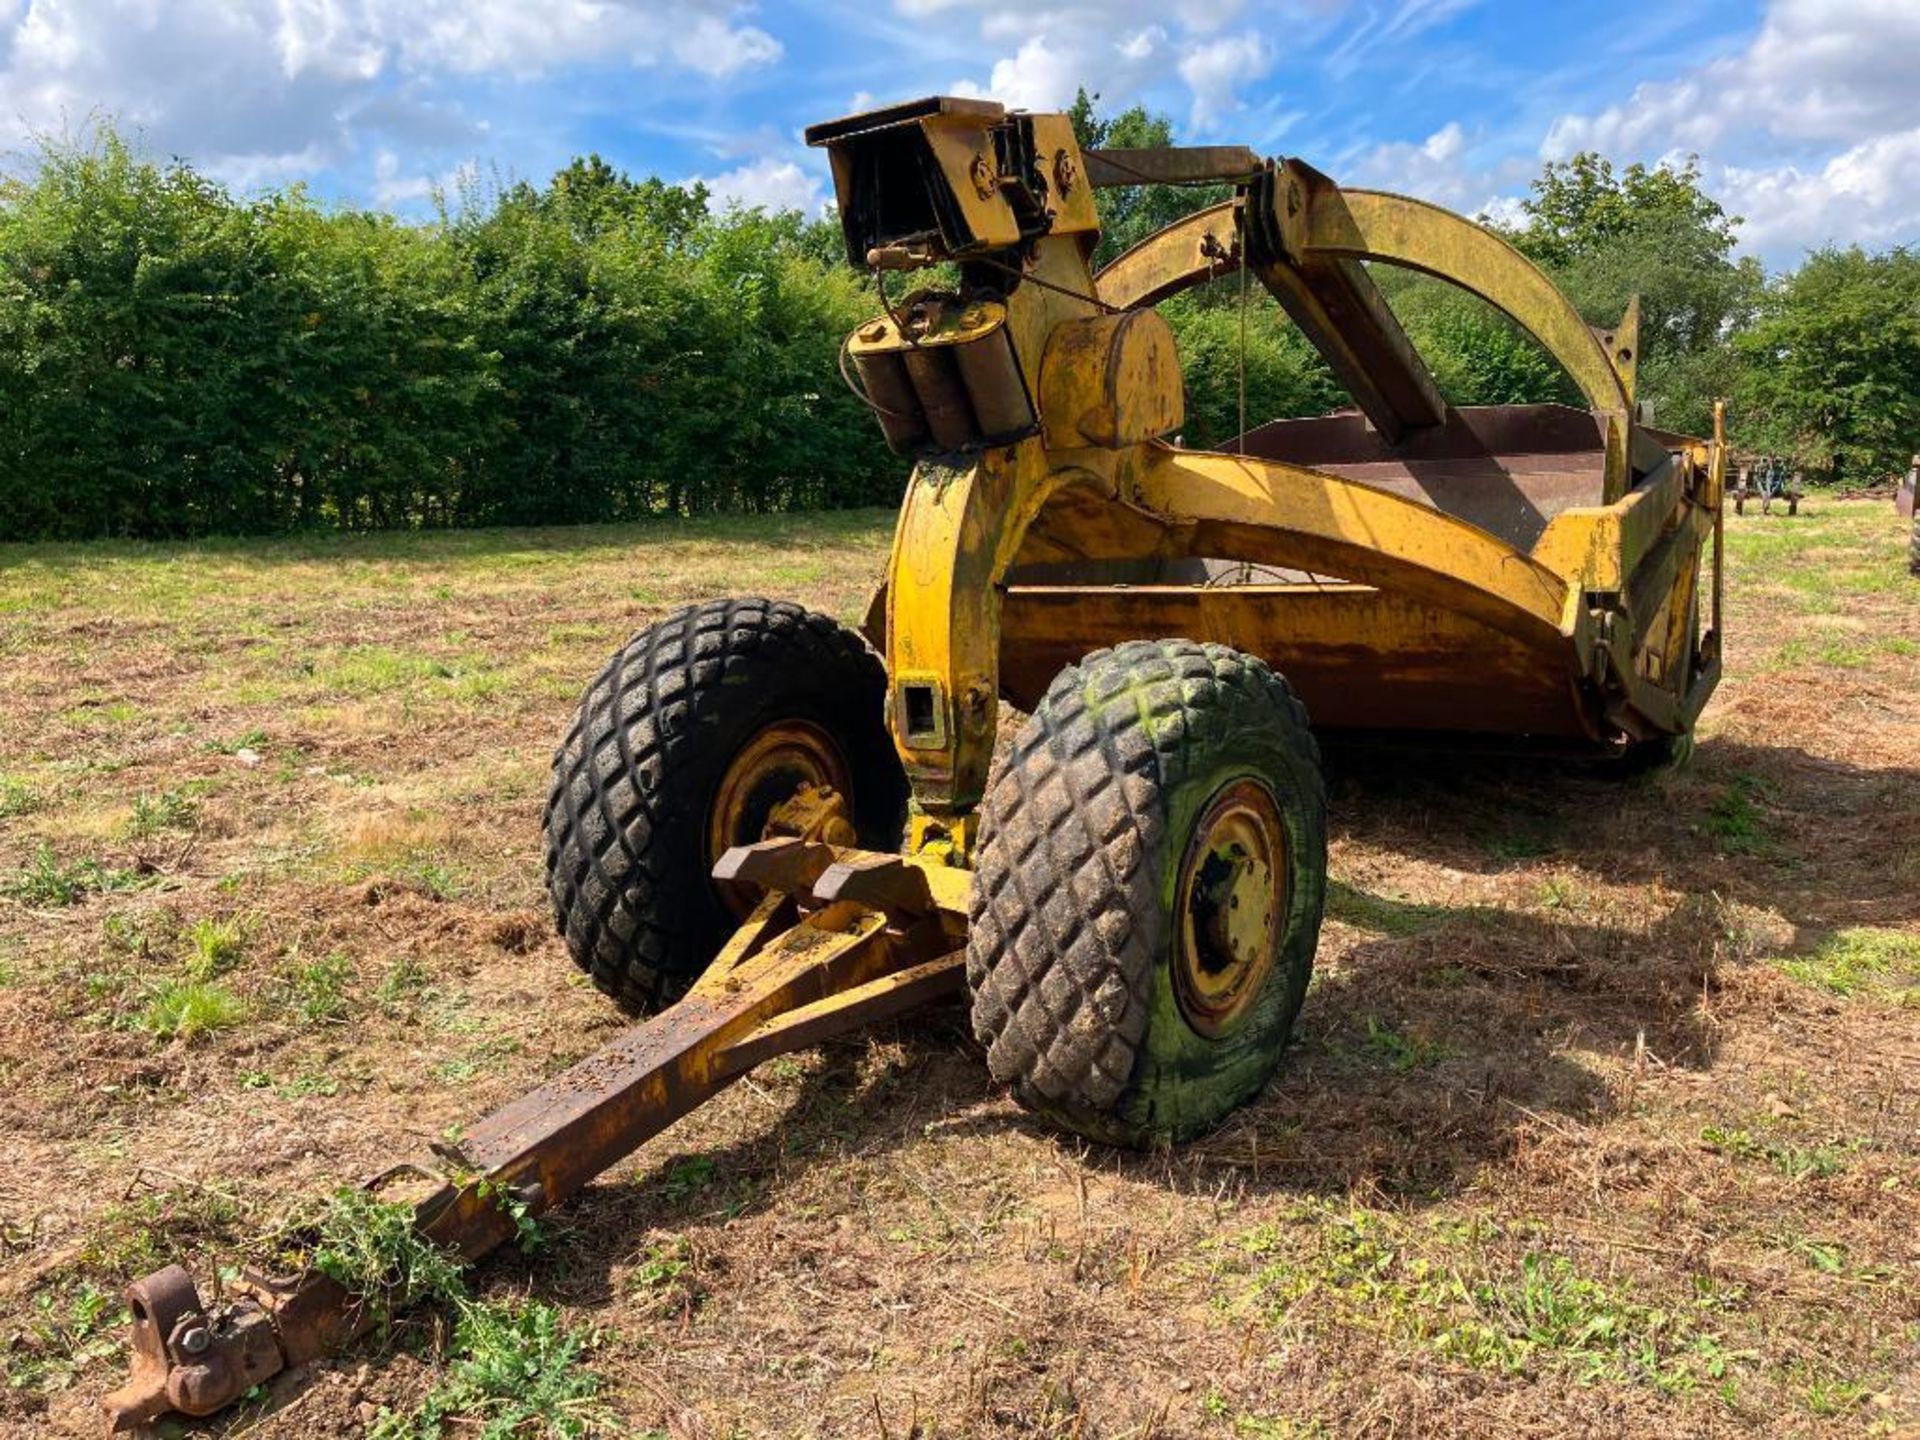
[
  {"left": 1703, "top": 773, "right": 1771, "bottom": 855},
  {"left": 307, "top": 1189, "right": 466, "bottom": 1311},
  {"left": 0, "top": 775, "right": 39, "bottom": 817},
  {"left": 1357, "top": 1015, "right": 1451, "bottom": 1072},
  {"left": 127, "top": 788, "right": 198, "bottom": 836},
  {"left": 302, "top": 1190, "right": 597, "bottom": 1439},
  {"left": 2, "top": 844, "right": 142, "bottom": 907},
  {"left": 369, "top": 1299, "right": 604, "bottom": 1440},
  {"left": 288, "top": 950, "right": 355, "bottom": 1024},
  {"left": 3, "top": 1282, "right": 126, "bottom": 1399}
]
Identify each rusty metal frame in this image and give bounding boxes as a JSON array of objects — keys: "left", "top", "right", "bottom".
[{"left": 1093, "top": 166, "right": 1642, "bottom": 492}]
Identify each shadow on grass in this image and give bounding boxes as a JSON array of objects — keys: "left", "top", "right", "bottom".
[
  {"left": 510, "top": 1008, "right": 991, "bottom": 1309},
  {"left": 492, "top": 735, "right": 1919, "bottom": 1296},
  {"left": 1320, "top": 735, "right": 1920, "bottom": 931}
]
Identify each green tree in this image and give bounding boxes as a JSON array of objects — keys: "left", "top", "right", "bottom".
[
  {"left": 0, "top": 133, "right": 286, "bottom": 535},
  {"left": 1162, "top": 292, "right": 1345, "bottom": 447},
  {"left": 1067, "top": 89, "right": 1229, "bottom": 269},
  {"left": 1735, "top": 246, "right": 1920, "bottom": 484},
  {"left": 1510, "top": 153, "right": 1761, "bottom": 434}
]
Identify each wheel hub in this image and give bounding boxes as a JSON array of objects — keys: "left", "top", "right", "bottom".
[
  {"left": 706, "top": 720, "right": 855, "bottom": 904},
  {"left": 1173, "top": 777, "right": 1287, "bottom": 1037}
]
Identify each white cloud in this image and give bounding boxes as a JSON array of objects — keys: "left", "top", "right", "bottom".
[
  {"left": 1378, "top": 0, "right": 1482, "bottom": 42},
  {"left": 954, "top": 33, "right": 1084, "bottom": 110},
  {"left": 1118, "top": 25, "right": 1166, "bottom": 62},
  {"left": 1540, "top": 0, "right": 1920, "bottom": 262},
  {"left": 931, "top": 1, "right": 1310, "bottom": 135},
  {"left": 0, "top": 0, "right": 782, "bottom": 187},
  {"left": 1345, "top": 120, "right": 1542, "bottom": 225},
  {"left": 1177, "top": 31, "right": 1271, "bottom": 131},
  {"left": 1323, "top": 0, "right": 1482, "bottom": 79},
  {"left": 1546, "top": 0, "right": 1920, "bottom": 160},
  {"left": 698, "top": 154, "right": 825, "bottom": 213},
  {"left": 1712, "top": 127, "right": 1920, "bottom": 259},
  {"left": 370, "top": 147, "right": 478, "bottom": 206},
  {"left": 1353, "top": 122, "right": 1469, "bottom": 203}
]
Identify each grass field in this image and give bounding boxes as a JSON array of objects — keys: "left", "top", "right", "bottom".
[{"left": 1, "top": 499, "right": 1916, "bottom": 1438}]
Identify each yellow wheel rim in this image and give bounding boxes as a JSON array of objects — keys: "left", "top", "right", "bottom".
[
  {"left": 1173, "top": 777, "right": 1288, "bottom": 1037},
  {"left": 705, "top": 720, "right": 853, "bottom": 902}
]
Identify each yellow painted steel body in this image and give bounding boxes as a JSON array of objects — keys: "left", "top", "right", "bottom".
[
  {"left": 808, "top": 98, "right": 1726, "bottom": 857},
  {"left": 100, "top": 98, "right": 1728, "bottom": 1429}
]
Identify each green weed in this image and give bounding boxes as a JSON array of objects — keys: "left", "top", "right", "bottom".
[
  {"left": 368, "top": 1299, "right": 604, "bottom": 1440},
  {"left": 1778, "top": 928, "right": 1920, "bottom": 997},
  {"left": 301, "top": 1190, "right": 597, "bottom": 1439},
  {"left": 288, "top": 950, "right": 355, "bottom": 1024},
  {"left": 1233, "top": 1208, "right": 1735, "bottom": 1396},
  {"left": 1703, "top": 773, "right": 1771, "bottom": 855},
  {"left": 1357, "top": 1015, "right": 1451, "bottom": 1072},
  {"left": 2, "top": 843, "right": 142, "bottom": 906},
  {"left": 1804, "top": 1376, "right": 1869, "bottom": 1416},
  {"left": 0, "top": 774, "right": 39, "bottom": 817},
  {"left": 61, "top": 700, "right": 138, "bottom": 729},
  {"left": 2, "top": 1282, "right": 126, "bottom": 1399},
  {"left": 127, "top": 787, "right": 197, "bottom": 836},
  {"left": 306, "top": 1189, "right": 466, "bottom": 1311},
  {"left": 1788, "top": 1236, "right": 1847, "bottom": 1275},
  {"left": 435, "top": 1034, "right": 521, "bottom": 1084},
  {"left": 206, "top": 727, "right": 268, "bottom": 755},
  {"left": 661, "top": 1156, "right": 717, "bottom": 1203},
  {"left": 1701, "top": 1125, "right": 1855, "bottom": 1180},
  {"left": 140, "top": 980, "right": 246, "bottom": 1041},
  {"left": 1535, "top": 875, "right": 1588, "bottom": 910},
  {"left": 185, "top": 915, "right": 246, "bottom": 978},
  {"left": 374, "top": 954, "right": 432, "bottom": 1014},
  {"left": 1487, "top": 829, "right": 1551, "bottom": 862},
  {"left": 411, "top": 860, "right": 462, "bottom": 900},
  {"left": 240, "top": 1070, "right": 341, "bottom": 1098},
  {"left": 629, "top": 1239, "right": 691, "bottom": 1294},
  {"left": 1452, "top": 1253, "right": 1734, "bottom": 1393},
  {"left": 75, "top": 1185, "right": 247, "bottom": 1276}
]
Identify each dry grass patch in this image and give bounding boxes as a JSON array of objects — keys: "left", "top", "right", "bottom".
[{"left": 1, "top": 500, "right": 1916, "bottom": 1437}]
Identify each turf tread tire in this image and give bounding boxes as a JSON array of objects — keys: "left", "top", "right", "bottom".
[
  {"left": 966, "top": 638, "right": 1326, "bottom": 1147},
  {"left": 544, "top": 597, "right": 903, "bottom": 1012}
]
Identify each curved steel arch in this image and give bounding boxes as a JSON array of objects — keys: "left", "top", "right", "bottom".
[
  {"left": 1095, "top": 201, "right": 1240, "bottom": 312},
  {"left": 1305, "top": 186, "right": 1630, "bottom": 418},
  {"left": 1093, "top": 180, "right": 1633, "bottom": 422}
]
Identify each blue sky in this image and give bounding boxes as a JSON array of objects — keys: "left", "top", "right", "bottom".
[{"left": 2, "top": 0, "right": 1915, "bottom": 267}]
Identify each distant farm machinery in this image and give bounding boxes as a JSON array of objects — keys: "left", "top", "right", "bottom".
[
  {"left": 105, "top": 96, "right": 1725, "bottom": 1431},
  {"left": 1898, "top": 454, "right": 1918, "bottom": 575},
  {"left": 1733, "top": 455, "right": 1801, "bottom": 515}
]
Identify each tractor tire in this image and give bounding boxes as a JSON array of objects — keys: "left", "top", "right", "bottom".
[
  {"left": 966, "top": 639, "right": 1326, "bottom": 1148},
  {"left": 1611, "top": 730, "right": 1696, "bottom": 776},
  {"left": 544, "top": 598, "right": 906, "bottom": 1011}
]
